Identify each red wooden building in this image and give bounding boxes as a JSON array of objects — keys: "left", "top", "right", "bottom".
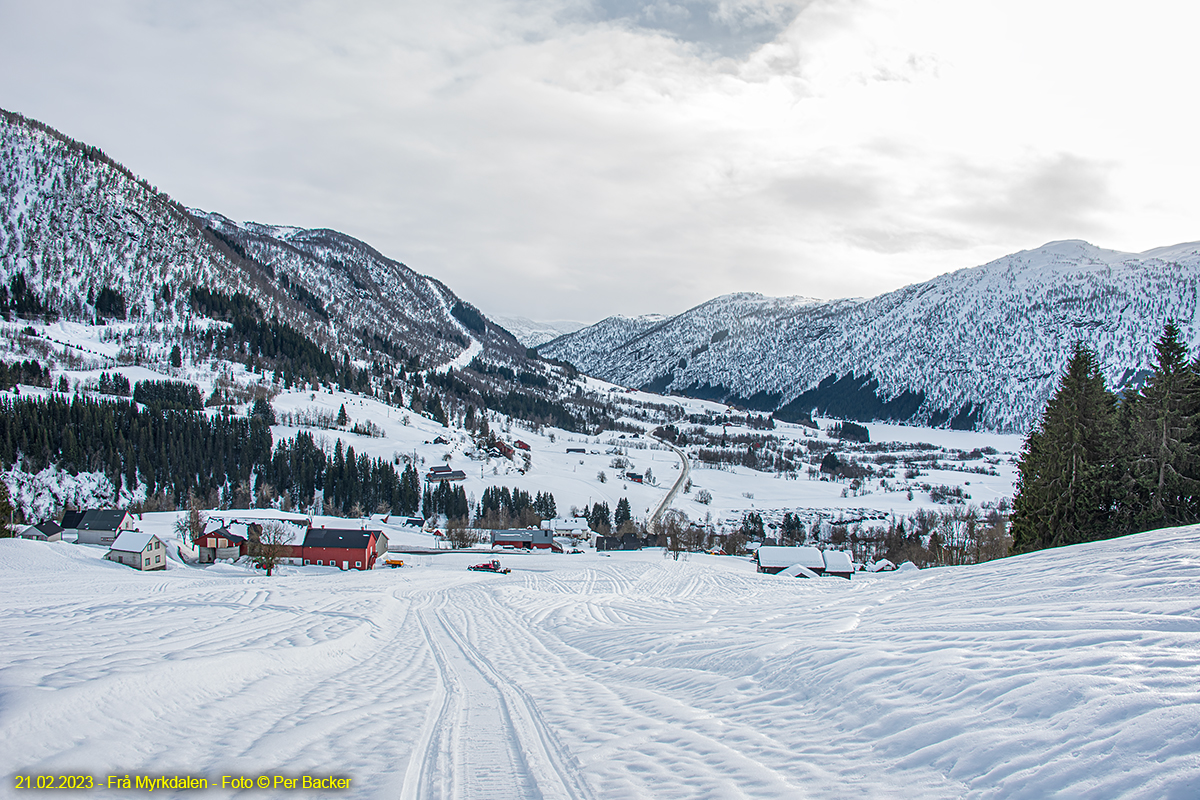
[{"left": 302, "top": 527, "right": 381, "bottom": 570}]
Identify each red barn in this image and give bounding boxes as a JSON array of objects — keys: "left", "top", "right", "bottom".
[
  {"left": 302, "top": 528, "right": 381, "bottom": 570},
  {"left": 513, "top": 440, "right": 531, "bottom": 451}
]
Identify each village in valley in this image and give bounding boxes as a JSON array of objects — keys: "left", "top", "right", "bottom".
[{"left": 4, "top": 312, "right": 1025, "bottom": 581}]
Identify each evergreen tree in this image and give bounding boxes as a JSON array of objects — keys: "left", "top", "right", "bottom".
[
  {"left": 614, "top": 497, "right": 632, "bottom": 528},
  {"left": 1123, "top": 321, "right": 1200, "bottom": 530},
  {"left": 0, "top": 481, "right": 12, "bottom": 536},
  {"left": 1011, "top": 343, "right": 1120, "bottom": 552}
]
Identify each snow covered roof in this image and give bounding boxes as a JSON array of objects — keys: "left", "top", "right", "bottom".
[
  {"left": 822, "top": 550, "right": 853, "bottom": 573},
  {"left": 757, "top": 546, "right": 825, "bottom": 569},
  {"left": 110, "top": 531, "right": 157, "bottom": 553}
]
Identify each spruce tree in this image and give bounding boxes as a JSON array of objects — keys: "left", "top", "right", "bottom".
[
  {"left": 614, "top": 497, "right": 632, "bottom": 528},
  {"left": 1123, "top": 321, "right": 1200, "bottom": 529},
  {"left": 1011, "top": 342, "right": 1119, "bottom": 552}
]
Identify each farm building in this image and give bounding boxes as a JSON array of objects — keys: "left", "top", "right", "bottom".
[
  {"left": 302, "top": 527, "right": 381, "bottom": 570},
  {"left": 105, "top": 532, "right": 166, "bottom": 571},
  {"left": 756, "top": 546, "right": 826, "bottom": 576},
  {"left": 491, "top": 529, "right": 559, "bottom": 550},
  {"left": 513, "top": 440, "right": 531, "bottom": 451},
  {"left": 539, "top": 518, "right": 591, "bottom": 535},
  {"left": 822, "top": 550, "right": 854, "bottom": 579},
  {"left": 195, "top": 524, "right": 250, "bottom": 563},
  {"left": 19, "top": 521, "right": 63, "bottom": 541},
  {"left": 426, "top": 465, "right": 467, "bottom": 483},
  {"left": 74, "top": 510, "right": 137, "bottom": 546}
]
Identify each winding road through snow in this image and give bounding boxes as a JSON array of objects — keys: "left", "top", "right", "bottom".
[{"left": 648, "top": 435, "right": 690, "bottom": 527}]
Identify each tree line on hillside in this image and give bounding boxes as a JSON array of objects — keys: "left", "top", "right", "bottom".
[
  {"left": 0, "top": 396, "right": 428, "bottom": 521},
  {"left": 1012, "top": 322, "right": 1200, "bottom": 552}
]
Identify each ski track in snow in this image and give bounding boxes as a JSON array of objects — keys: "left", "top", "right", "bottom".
[{"left": 3, "top": 530, "right": 1200, "bottom": 798}]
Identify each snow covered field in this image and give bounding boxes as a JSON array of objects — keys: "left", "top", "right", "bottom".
[{"left": 3, "top": 527, "right": 1199, "bottom": 798}]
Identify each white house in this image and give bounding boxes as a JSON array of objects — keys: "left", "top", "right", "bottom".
[
  {"left": 105, "top": 532, "right": 166, "bottom": 571},
  {"left": 74, "top": 510, "right": 137, "bottom": 546},
  {"left": 756, "top": 545, "right": 826, "bottom": 576}
]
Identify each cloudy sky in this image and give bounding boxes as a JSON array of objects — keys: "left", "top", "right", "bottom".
[{"left": 2, "top": 1, "right": 1197, "bottom": 322}]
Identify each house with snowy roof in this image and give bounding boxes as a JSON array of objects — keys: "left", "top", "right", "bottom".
[
  {"left": 19, "top": 521, "right": 63, "bottom": 541},
  {"left": 195, "top": 524, "right": 250, "bottom": 563},
  {"left": 756, "top": 546, "right": 826, "bottom": 576},
  {"left": 105, "top": 532, "right": 166, "bottom": 571},
  {"left": 302, "top": 527, "right": 381, "bottom": 570},
  {"left": 75, "top": 510, "right": 137, "bottom": 546},
  {"left": 821, "top": 550, "right": 854, "bottom": 580}
]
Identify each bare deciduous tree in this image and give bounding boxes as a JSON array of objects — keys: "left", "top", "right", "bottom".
[{"left": 250, "top": 521, "right": 291, "bottom": 577}]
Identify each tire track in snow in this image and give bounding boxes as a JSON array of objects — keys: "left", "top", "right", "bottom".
[{"left": 402, "top": 591, "right": 594, "bottom": 800}]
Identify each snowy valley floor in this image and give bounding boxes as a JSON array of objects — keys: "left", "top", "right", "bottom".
[{"left": 3, "top": 531, "right": 1200, "bottom": 799}]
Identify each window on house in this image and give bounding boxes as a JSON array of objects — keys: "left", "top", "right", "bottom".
[
  {"left": 317, "top": 560, "right": 322, "bottom": 566},
  {"left": 356, "top": 561, "right": 362, "bottom": 568}
]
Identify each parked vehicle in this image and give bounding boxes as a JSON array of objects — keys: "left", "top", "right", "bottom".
[{"left": 468, "top": 559, "right": 511, "bottom": 574}]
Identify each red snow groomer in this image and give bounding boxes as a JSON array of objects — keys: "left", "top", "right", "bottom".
[{"left": 467, "top": 559, "right": 511, "bottom": 574}]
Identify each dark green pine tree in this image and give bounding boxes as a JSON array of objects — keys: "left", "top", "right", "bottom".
[
  {"left": 614, "top": 497, "right": 632, "bottom": 528},
  {"left": 1011, "top": 342, "right": 1120, "bottom": 553},
  {"left": 1123, "top": 321, "right": 1200, "bottom": 530}
]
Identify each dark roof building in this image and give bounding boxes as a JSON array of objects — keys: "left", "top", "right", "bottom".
[
  {"left": 302, "top": 527, "right": 381, "bottom": 570},
  {"left": 19, "top": 521, "right": 63, "bottom": 541},
  {"left": 75, "top": 510, "right": 137, "bottom": 545},
  {"left": 60, "top": 510, "right": 87, "bottom": 530}
]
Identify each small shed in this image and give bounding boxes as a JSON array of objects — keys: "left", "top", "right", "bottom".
[
  {"left": 756, "top": 545, "right": 825, "bottom": 576},
  {"left": 19, "top": 521, "right": 63, "bottom": 541},
  {"left": 822, "top": 550, "right": 854, "bottom": 580},
  {"left": 105, "top": 532, "right": 166, "bottom": 571}
]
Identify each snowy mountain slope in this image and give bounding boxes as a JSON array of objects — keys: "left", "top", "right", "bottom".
[
  {"left": 0, "top": 108, "right": 520, "bottom": 369},
  {"left": 193, "top": 211, "right": 526, "bottom": 365},
  {"left": 541, "top": 241, "right": 1200, "bottom": 432},
  {"left": 491, "top": 316, "right": 588, "bottom": 348},
  {"left": 3, "top": 525, "right": 1198, "bottom": 797}
]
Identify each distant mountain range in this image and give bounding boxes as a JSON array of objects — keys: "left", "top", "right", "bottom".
[
  {"left": 540, "top": 241, "right": 1200, "bottom": 432},
  {"left": 491, "top": 316, "right": 588, "bottom": 348},
  {"left": 0, "top": 108, "right": 522, "bottom": 372},
  {"left": 4, "top": 106, "right": 1197, "bottom": 435}
]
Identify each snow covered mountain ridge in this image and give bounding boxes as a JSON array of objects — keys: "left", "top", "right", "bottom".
[
  {"left": 540, "top": 240, "right": 1200, "bottom": 433},
  {"left": 0, "top": 108, "right": 521, "bottom": 371}
]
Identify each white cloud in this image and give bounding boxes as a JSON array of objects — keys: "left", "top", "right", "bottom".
[{"left": 0, "top": 0, "right": 1197, "bottom": 321}]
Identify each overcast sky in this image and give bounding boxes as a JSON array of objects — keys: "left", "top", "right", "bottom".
[{"left": 2, "top": 0, "right": 1197, "bottom": 322}]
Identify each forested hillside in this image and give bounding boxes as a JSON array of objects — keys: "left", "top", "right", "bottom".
[{"left": 542, "top": 242, "right": 1200, "bottom": 432}]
